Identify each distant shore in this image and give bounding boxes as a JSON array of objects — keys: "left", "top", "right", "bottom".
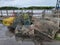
[{"left": 0, "top": 6, "right": 54, "bottom": 10}]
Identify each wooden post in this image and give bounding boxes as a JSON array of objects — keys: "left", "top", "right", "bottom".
[
  {"left": 31, "top": 9, "right": 33, "bottom": 16},
  {"left": 42, "top": 10, "right": 45, "bottom": 19},
  {"left": 13, "top": 10, "right": 15, "bottom": 16},
  {"left": 13, "top": 10, "right": 15, "bottom": 13},
  {"left": 6, "top": 10, "right": 8, "bottom": 17},
  {"left": 1, "top": 10, "right": 3, "bottom": 17},
  {"left": 21, "top": 8, "right": 23, "bottom": 15}
]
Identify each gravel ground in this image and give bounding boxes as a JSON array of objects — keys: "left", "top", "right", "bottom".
[{"left": 0, "top": 24, "right": 60, "bottom": 45}]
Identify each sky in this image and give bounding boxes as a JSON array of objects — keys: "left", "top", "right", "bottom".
[{"left": 0, "top": 0, "right": 57, "bottom": 7}]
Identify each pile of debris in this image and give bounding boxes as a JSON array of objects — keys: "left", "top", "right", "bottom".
[{"left": 15, "top": 17, "right": 58, "bottom": 42}]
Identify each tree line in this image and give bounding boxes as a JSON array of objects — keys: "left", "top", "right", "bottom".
[{"left": 0, "top": 6, "right": 55, "bottom": 10}]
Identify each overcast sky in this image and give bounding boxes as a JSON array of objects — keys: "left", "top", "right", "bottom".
[{"left": 0, "top": 0, "right": 57, "bottom": 7}]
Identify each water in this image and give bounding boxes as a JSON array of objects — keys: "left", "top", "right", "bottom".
[{"left": 0, "top": 10, "right": 52, "bottom": 16}]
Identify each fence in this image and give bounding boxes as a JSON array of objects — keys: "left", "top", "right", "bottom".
[{"left": 0, "top": 10, "right": 52, "bottom": 17}]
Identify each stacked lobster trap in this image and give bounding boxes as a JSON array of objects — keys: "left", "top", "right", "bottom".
[{"left": 10, "top": 9, "right": 59, "bottom": 44}]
